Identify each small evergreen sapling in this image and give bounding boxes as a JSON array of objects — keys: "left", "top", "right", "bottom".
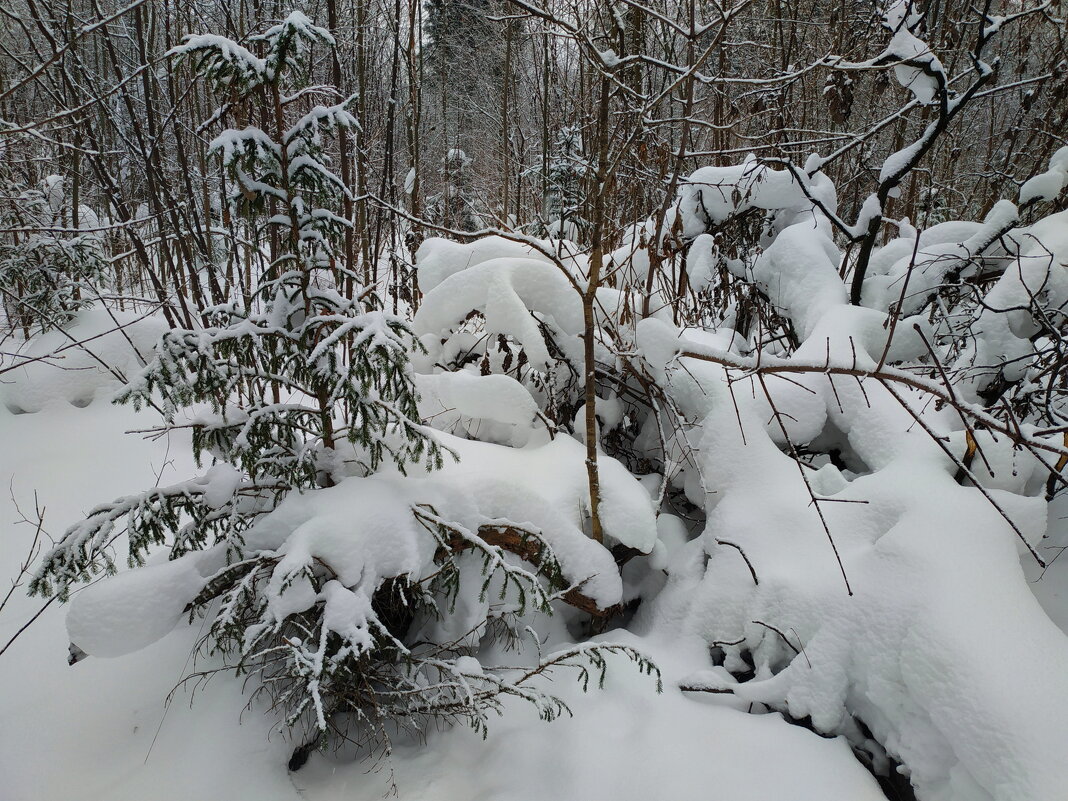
[
  {"left": 544, "top": 126, "right": 589, "bottom": 240},
  {"left": 146, "top": 10, "right": 443, "bottom": 489},
  {"left": 32, "top": 11, "right": 442, "bottom": 593},
  {"left": 427, "top": 148, "right": 480, "bottom": 232},
  {"left": 0, "top": 175, "right": 106, "bottom": 336},
  {"left": 31, "top": 11, "right": 659, "bottom": 763}
]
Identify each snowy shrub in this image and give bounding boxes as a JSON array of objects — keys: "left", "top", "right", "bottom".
[
  {"left": 0, "top": 175, "right": 106, "bottom": 336},
  {"left": 412, "top": 236, "right": 588, "bottom": 438},
  {"left": 38, "top": 432, "right": 661, "bottom": 759},
  {"left": 624, "top": 166, "right": 1068, "bottom": 800}
]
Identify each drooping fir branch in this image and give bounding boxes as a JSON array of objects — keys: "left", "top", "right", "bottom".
[{"left": 185, "top": 507, "right": 658, "bottom": 753}]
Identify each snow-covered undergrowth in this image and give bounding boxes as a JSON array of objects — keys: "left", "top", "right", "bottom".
[
  {"left": 645, "top": 360, "right": 1068, "bottom": 799},
  {"left": 629, "top": 167, "right": 1068, "bottom": 799},
  {"left": 0, "top": 400, "right": 888, "bottom": 801},
  {"left": 407, "top": 153, "right": 1068, "bottom": 799},
  {"left": 62, "top": 430, "right": 653, "bottom": 662},
  {"left": 8, "top": 149, "right": 1068, "bottom": 801}
]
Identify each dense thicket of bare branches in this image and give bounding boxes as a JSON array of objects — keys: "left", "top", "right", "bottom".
[{"left": 2, "top": 0, "right": 1064, "bottom": 336}]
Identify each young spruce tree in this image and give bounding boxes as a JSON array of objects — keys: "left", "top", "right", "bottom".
[
  {"left": 0, "top": 175, "right": 106, "bottom": 337},
  {"left": 32, "top": 9, "right": 444, "bottom": 608},
  {"left": 150, "top": 11, "right": 442, "bottom": 492},
  {"left": 31, "top": 11, "right": 662, "bottom": 764}
]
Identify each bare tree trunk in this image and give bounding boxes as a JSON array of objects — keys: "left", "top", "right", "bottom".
[{"left": 582, "top": 73, "right": 612, "bottom": 545}]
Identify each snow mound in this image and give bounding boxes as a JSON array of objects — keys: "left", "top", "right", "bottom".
[
  {"left": 415, "top": 235, "right": 581, "bottom": 293},
  {"left": 675, "top": 158, "right": 837, "bottom": 238},
  {"left": 67, "top": 555, "right": 208, "bottom": 658},
  {"left": 662, "top": 397, "right": 1068, "bottom": 801},
  {"left": 1019, "top": 147, "right": 1068, "bottom": 206},
  {"left": 65, "top": 431, "right": 656, "bottom": 660},
  {"left": 1, "top": 307, "right": 165, "bottom": 414},
  {"left": 413, "top": 255, "right": 583, "bottom": 370},
  {"left": 415, "top": 370, "right": 543, "bottom": 446}
]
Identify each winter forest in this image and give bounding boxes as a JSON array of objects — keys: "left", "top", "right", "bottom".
[{"left": 2, "top": 0, "right": 1068, "bottom": 798}]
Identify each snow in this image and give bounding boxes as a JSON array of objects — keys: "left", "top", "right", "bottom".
[
  {"left": 643, "top": 362, "right": 1068, "bottom": 799},
  {"left": 676, "top": 158, "right": 837, "bottom": 238},
  {"left": 431, "top": 432, "right": 659, "bottom": 557},
  {"left": 685, "top": 233, "right": 718, "bottom": 293},
  {"left": 1018, "top": 147, "right": 1068, "bottom": 206},
  {"left": 414, "top": 234, "right": 579, "bottom": 293},
  {"left": 413, "top": 254, "right": 583, "bottom": 370},
  {"left": 951, "top": 210, "right": 1068, "bottom": 401},
  {"left": 597, "top": 48, "right": 621, "bottom": 68},
  {"left": 850, "top": 192, "right": 882, "bottom": 236},
  {"left": 0, "top": 306, "right": 166, "bottom": 414},
  {"left": 880, "top": 137, "right": 924, "bottom": 183},
  {"left": 0, "top": 401, "right": 890, "bottom": 801},
  {"left": 632, "top": 231, "right": 1068, "bottom": 799},
  {"left": 293, "top": 631, "right": 887, "bottom": 801},
  {"left": 199, "top": 463, "right": 243, "bottom": 509},
  {"left": 66, "top": 555, "right": 206, "bottom": 658},
  {"left": 881, "top": 0, "right": 944, "bottom": 105},
  {"left": 210, "top": 126, "right": 281, "bottom": 164},
  {"left": 861, "top": 200, "right": 1018, "bottom": 313},
  {"left": 415, "top": 371, "right": 543, "bottom": 446},
  {"left": 168, "top": 34, "right": 267, "bottom": 80},
  {"left": 1019, "top": 171, "right": 1067, "bottom": 206},
  {"left": 750, "top": 218, "right": 845, "bottom": 339}
]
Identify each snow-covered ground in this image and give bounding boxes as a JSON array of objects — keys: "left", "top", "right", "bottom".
[
  {"left": 0, "top": 397, "right": 890, "bottom": 801},
  {"left": 5, "top": 283, "right": 1068, "bottom": 800}
]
